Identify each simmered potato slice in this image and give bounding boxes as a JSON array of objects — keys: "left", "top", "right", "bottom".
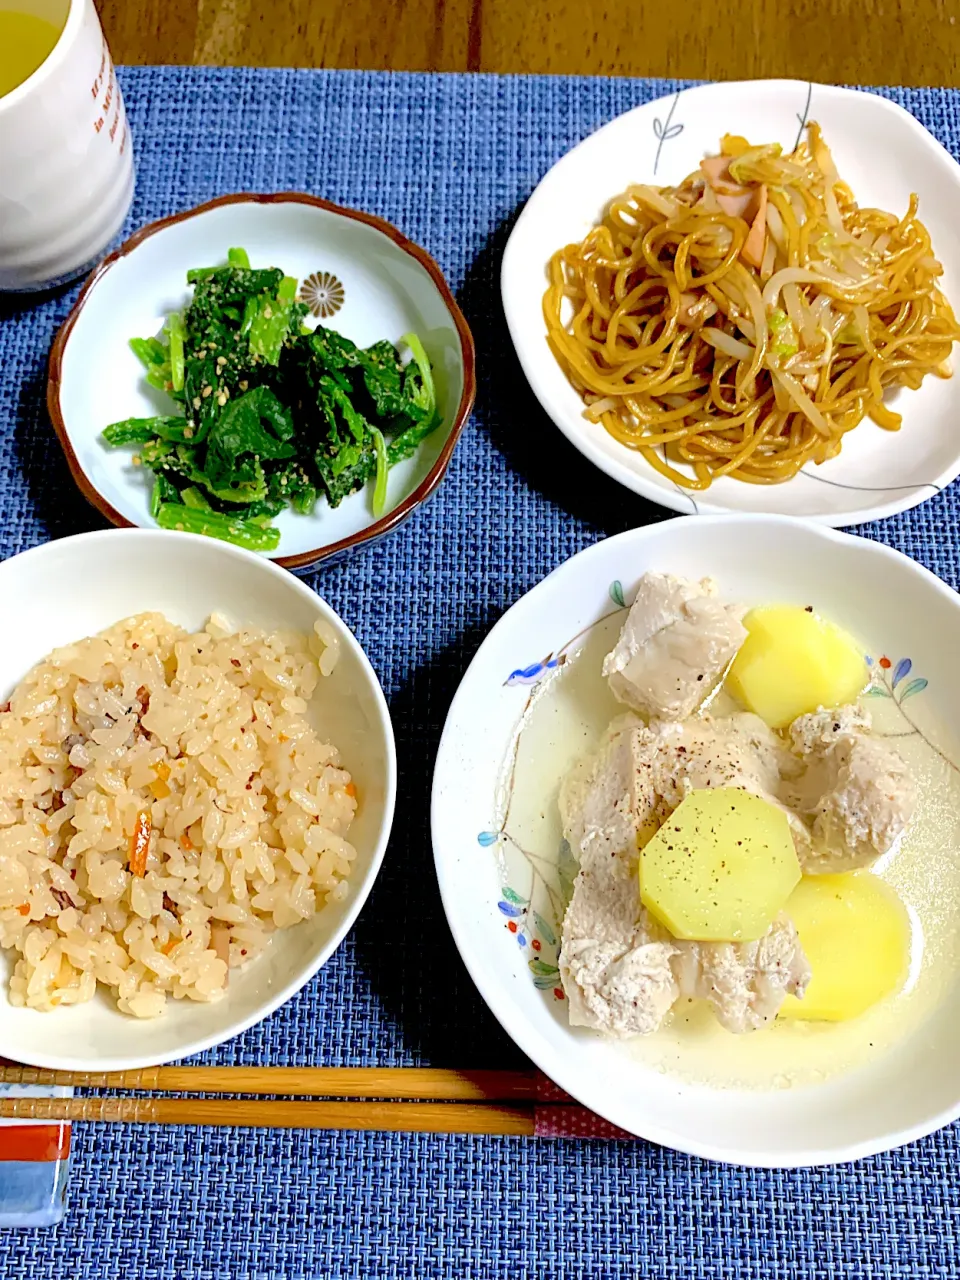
[
  {"left": 726, "top": 606, "right": 868, "bottom": 730},
  {"left": 779, "top": 872, "right": 911, "bottom": 1021},
  {"left": 639, "top": 788, "right": 802, "bottom": 941}
]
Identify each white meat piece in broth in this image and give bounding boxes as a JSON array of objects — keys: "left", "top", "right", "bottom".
[
  {"left": 561, "top": 902, "right": 681, "bottom": 1038},
  {"left": 641, "top": 713, "right": 790, "bottom": 806},
  {"left": 560, "top": 721, "right": 811, "bottom": 1036},
  {"left": 602, "top": 573, "right": 747, "bottom": 720},
  {"left": 559, "top": 726, "right": 679, "bottom": 1037},
  {"left": 672, "top": 913, "right": 811, "bottom": 1033},
  {"left": 558, "top": 722, "right": 654, "bottom": 865},
  {"left": 644, "top": 712, "right": 813, "bottom": 860},
  {"left": 787, "top": 707, "right": 916, "bottom": 872}
]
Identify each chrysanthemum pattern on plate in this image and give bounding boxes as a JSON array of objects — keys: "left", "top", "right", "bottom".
[{"left": 299, "top": 271, "right": 345, "bottom": 319}]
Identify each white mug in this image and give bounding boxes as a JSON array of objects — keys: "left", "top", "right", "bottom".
[{"left": 0, "top": 0, "right": 134, "bottom": 291}]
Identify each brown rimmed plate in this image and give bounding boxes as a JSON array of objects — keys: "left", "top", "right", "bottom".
[{"left": 47, "top": 192, "right": 476, "bottom": 570}]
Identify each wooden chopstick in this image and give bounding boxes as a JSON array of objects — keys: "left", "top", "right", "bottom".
[
  {"left": 0, "top": 1065, "right": 539, "bottom": 1102},
  {"left": 0, "top": 1066, "right": 555, "bottom": 1135},
  {"left": 0, "top": 1095, "right": 536, "bottom": 1136}
]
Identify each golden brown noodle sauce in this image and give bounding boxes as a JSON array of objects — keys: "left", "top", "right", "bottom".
[{"left": 544, "top": 126, "right": 960, "bottom": 490}]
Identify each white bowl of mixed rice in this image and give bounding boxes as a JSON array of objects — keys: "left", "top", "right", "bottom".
[{"left": 0, "top": 529, "right": 396, "bottom": 1069}]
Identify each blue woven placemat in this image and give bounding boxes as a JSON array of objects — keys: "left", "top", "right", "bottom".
[{"left": 2, "top": 67, "right": 960, "bottom": 1277}]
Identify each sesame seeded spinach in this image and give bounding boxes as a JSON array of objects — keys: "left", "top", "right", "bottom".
[
  {"left": 155, "top": 502, "right": 281, "bottom": 552},
  {"left": 101, "top": 249, "right": 441, "bottom": 550}
]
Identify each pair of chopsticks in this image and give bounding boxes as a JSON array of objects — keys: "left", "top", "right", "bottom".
[{"left": 0, "top": 1066, "right": 552, "bottom": 1135}]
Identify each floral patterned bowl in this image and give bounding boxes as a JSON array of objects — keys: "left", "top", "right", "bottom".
[
  {"left": 432, "top": 516, "right": 960, "bottom": 1166},
  {"left": 48, "top": 193, "right": 476, "bottom": 571}
]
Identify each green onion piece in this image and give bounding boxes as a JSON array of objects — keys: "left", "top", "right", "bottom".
[
  {"left": 166, "top": 312, "right": 186, "bottom": 392},
  {"left": 370, "top": 427, "right": 388, "bottom": 517},
  {"left": 768, "top": 309, "right": 799, "bottom": 360},
  {"left": 400, "top": 331, "right": 437, "bottom": 417},
  {"left": 156, "top": 503, "right": 280, "bottom": 552},
  {"left": 150, "top": 476, "right": 163, "bottom": 520},
  {"left": 227, "top": 247, "right": 251, "bottom": 269},
  {"left": 129, "top": 336, "right": 167, "bottom": 369}
]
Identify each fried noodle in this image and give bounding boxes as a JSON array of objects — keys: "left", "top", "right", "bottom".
[{"left": 543, "top": 124, "right": 960, "bottom": 488}]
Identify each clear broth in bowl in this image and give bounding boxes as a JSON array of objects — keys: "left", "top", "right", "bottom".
[{"left": 498, "top": 613, "right": 960, "bottom": 1091}]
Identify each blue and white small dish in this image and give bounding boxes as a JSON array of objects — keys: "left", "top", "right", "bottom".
[{"left": 0, "top": 1084, "right": 72, "bottom": 1228}]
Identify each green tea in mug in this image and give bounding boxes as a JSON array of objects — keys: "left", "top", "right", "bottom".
[{"left": 0, "top": 5, "right": 66, "bottom": 99}]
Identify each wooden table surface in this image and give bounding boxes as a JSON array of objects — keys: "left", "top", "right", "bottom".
[{"left": 96, "top": 0, "right": 960, "bottom": 87}]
